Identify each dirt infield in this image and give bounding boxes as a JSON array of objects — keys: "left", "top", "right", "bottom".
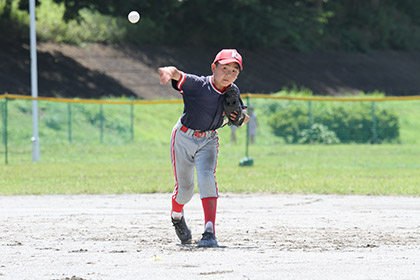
[{"left": 1, "top": 193, "right": 419, "bottom": 280}]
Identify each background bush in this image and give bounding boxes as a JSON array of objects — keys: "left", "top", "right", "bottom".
[
  {"left": 298, "top": 123, "right": 340, "bottom": 144},
  {"left": 268, "top": 102, "right": 399, "bottom": 144}
]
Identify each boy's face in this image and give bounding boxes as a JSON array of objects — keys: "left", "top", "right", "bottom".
[{"left": 211, "top": 62, "right": 240, "bottom": 90}]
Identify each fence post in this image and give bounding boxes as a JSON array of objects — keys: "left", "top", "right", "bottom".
[
  {"left": 130, "top": 97, "right": 134, "bottom": 141},
  {"left": 99, "top": 104, "right": 104, "bottom": 143},
  {"left": 371, "top": 101, "right": 378, "bottom": 144},
  {"left": 308, "top": 101, "right": 313, "bottom": 143},
  {"left": 3, "top": 96, "right": 8, "bottom": 164},
  {"left": 67, "top": 103, "right": 72, "bottom": 143}
]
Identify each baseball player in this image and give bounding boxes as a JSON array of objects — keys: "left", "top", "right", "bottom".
[
  {"left": 247, "top": 106, "right": 258, "bottom": 144},
  {"left": 158, "top": 49, "right": 249, "bottom": 247}
]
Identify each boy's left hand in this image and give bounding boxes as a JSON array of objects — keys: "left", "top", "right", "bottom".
[{"left": 229, "top": 111, "right": 239, "bottom": 121}]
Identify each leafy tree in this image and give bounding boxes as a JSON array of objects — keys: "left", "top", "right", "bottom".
[{"left": 2, "top": 0, "right": 420, "bottom": 51}]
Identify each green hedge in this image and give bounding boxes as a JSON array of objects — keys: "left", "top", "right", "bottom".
[{"left": 268, "top": 103, "right": 399, "bottom": 144}]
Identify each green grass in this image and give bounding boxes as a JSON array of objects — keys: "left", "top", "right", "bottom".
[
  {"left": 1, "top": 96, "right": 420, "bottom": 196},
  {"left": 1, "top": 143, "right": 419, "bottom": 196}
]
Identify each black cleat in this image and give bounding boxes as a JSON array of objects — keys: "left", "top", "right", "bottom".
[
  {"left": 172, "top": 216, "right": 192, "bottom": 244},
  {"left": 197, "top": 229, "right": 218, "bottom": 248}
]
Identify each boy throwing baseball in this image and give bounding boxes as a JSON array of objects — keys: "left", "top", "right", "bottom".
[{"left": 158, "top": 49, "right": 249, "bottom": 247}]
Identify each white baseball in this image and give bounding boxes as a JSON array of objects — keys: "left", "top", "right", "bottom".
[{"left": 128, "top": 11, "right": 140, "bottom": 24}]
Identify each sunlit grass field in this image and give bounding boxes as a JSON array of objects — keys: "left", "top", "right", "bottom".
[
  {"left": 1, "top": 142, "right": 419, "bottom": 196},
  {"left": 1, "top": 95, "right": 420, "bottom": 196}
]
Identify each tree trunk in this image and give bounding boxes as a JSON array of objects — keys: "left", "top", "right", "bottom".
[{"left": 3, "top": 0, "right": 12, "bottom": 19}]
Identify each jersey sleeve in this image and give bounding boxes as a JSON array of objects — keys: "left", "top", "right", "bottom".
[
  {"left": 171, "top": 72, "right": 186, "bottom": 94},
  {"left": 171, "top": 73, "right": 205, "bottom": 95}
]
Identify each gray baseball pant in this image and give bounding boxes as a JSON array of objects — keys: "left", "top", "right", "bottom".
[{"left": 170, "top": 121, "right": 219, "bottom": 205}]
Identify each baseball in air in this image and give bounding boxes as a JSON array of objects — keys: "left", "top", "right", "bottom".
[{"left": 128, "top": 11, "right": 140, "bottom": 24}]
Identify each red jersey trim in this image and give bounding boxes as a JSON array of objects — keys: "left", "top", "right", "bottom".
[
  {"left": 210, "top": 78, "right": 230, "bottom": 95},
  {"left": 177, "top": 72, "right": 186, "bottom": 94}
]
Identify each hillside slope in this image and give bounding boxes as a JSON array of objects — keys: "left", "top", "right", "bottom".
[{"left": 2, "top": 42, "right": 420, "bottom": 99}]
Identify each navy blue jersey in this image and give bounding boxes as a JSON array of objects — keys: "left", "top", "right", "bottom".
[{"left": 172, "top": 72, "right": 245, "bottom": 131}]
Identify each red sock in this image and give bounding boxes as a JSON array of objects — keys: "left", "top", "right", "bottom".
[
  {"left": 201, "top": 197, "right": 217, "bottom": 234},
  {"left": 172, "top": 197, "right": 184, "bottom": 215}
]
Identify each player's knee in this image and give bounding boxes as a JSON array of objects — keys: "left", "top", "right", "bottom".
[{"left": 176, "top": 183, "right": 195, "bottom": 204}]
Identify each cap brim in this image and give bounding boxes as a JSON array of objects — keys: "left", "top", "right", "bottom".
[{"left": 217, "top": 58, "right": 243, "bottom": 70}]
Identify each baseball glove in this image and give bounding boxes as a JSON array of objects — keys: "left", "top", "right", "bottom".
[{"left": 223, "top": 86, "right": 245, "bottom": 127}]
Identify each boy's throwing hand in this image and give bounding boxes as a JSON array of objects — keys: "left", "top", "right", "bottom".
[{"left": 158, "top": 66, "right": 181, "bottom": 85}]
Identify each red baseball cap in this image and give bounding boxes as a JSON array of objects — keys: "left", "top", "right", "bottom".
[{"left": 213, "top": 49, "right": 243, "bottom": 70}]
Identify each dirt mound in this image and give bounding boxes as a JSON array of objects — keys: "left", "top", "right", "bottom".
[{"left": 2, "top": 42, "right": 420, "bottom": 99}]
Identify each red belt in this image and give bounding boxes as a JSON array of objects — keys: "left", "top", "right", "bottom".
[{"left": 180, "top": 125, "right": 213, "bottom": 138}]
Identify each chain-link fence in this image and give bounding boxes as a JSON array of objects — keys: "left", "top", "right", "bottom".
[{"left": 1, "top": 94, "right": 420, "bottom": 164}]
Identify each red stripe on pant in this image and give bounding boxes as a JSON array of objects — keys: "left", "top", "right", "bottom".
[
  {"left": 170, "top": 127, "right": 183, "bottom": 214},
  {"left": 172, "top": 194, "right": 184, "bottom": 213}
]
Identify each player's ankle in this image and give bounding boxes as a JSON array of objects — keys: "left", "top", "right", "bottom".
[
  {"left": 204, "top": 221, "right": 215, "bottom": 234},
  {"left": 171, "top": 211, "right": 183, "bottom": 220}
]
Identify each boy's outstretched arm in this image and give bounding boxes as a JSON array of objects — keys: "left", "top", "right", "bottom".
[{"left": 158, "top": 66, "right": 182, "bottom": 85}]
